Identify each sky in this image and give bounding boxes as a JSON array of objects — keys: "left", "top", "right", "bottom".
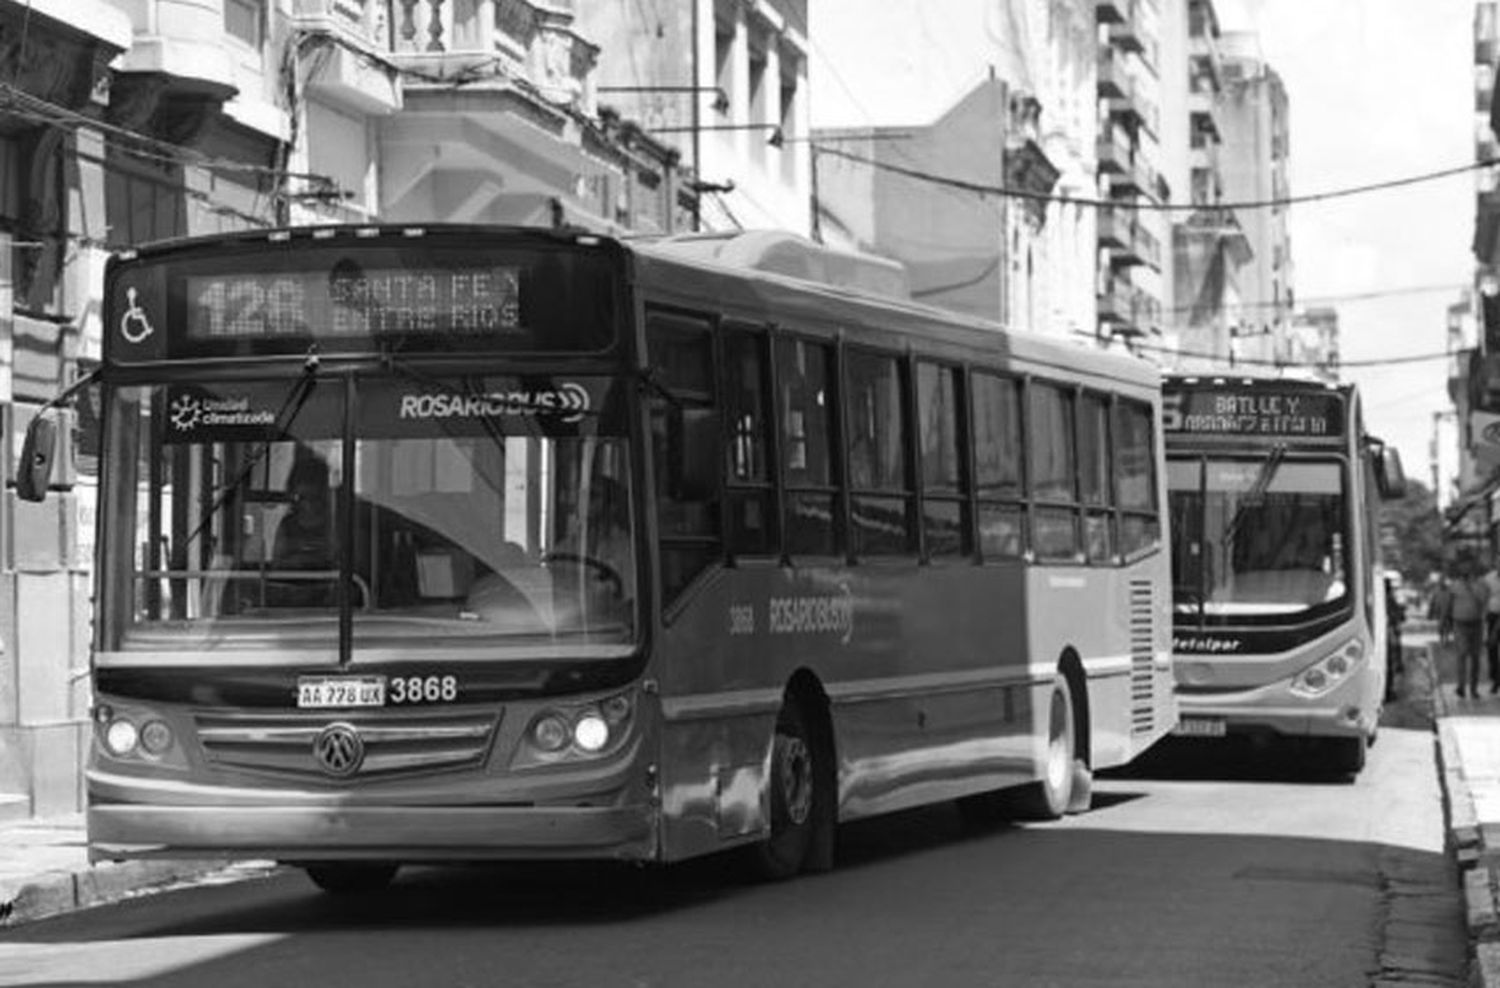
[{"left": 807, "top": 0, "right": 1477, "bottom": 501}]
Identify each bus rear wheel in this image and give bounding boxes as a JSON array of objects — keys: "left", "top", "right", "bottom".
[
  {"left": 1010, "top": 675, "right": 1078, "bottom": 820},
  {"left": 303, "top": 862, "right": 399, "bottom": 895},
  {"left": 748, "top": 699, "right": 828, "bottom": 880}
]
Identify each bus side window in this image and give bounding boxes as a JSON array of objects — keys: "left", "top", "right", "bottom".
[
  {"left": 1114, "top": 399, "right": 1161, "bottom": 558},
  {"left": 971, "top": 371, "right": 1026, "bottom": 560},
  {"left": 844, "top": 347, "right": 913, "bottom": 557},
  {"left": 1078, "top": 393, "right": 1114, "bottom": 564},
  {"left": 1028, "top": 381, "right": 1080, "bottom": 562},
  {"left": 916, "top": 361, "right": 969, "bottom": 559},
  {"left": 646, "top": 309, "right": 722, "bottom": 603},
  {"left": 722, "top": 328, "right": 776, "bottom": 557},
  {"left": 775, "top": 336, "right": 839, "bottom": 557}
]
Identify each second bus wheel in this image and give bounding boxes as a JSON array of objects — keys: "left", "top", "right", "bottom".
[
  {"left": 1008, "top": 675, "right": 1078, "bottom": 820},
  {"left": 303, "top": 862, "right": 400, "bottom": 895},
  {"left": 748, "top": 699, "right": 828, "bottom": 880}
]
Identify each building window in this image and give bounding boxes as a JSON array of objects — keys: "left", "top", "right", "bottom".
[{"left": 225, "top": 0, "right": 264, "bottom": 46}]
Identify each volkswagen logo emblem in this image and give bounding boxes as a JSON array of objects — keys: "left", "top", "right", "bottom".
[{"left": 313, "top": 722, "right": 365, "bottom": 777}]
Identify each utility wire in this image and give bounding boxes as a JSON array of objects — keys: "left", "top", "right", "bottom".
[{"left": 813, "top": 142, "right": 1498, "bottom": 214}]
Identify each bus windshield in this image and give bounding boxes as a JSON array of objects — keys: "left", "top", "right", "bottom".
[
  {"left": 1167, "top": 455, "right": 1349, "bottom": 622},
  {"left": 104, "top": 374, "right": 637, "bottom": 655}
]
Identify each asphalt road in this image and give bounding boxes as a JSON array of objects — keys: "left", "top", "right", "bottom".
[{"left": 0, "top": 700, "right": 1467, "bottom": 988}]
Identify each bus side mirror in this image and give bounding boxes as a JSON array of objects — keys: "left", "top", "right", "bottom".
[
  {"left": 16, "top": 413, "right": 58, "bottom": 503},
  {"left": 670, "top": 406, "right": 719, "bottom": 501},
  {"left": 1376, "top": 446, "right": 1406, "bottom": 500}
]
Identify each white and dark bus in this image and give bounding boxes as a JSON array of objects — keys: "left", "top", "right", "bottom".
[{"left": 1163, "top": 374, "right": 1406, "bottom": 776}]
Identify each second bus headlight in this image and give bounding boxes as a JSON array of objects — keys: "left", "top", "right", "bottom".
[{"left": 1290, "top": 639, "right": 1364, "bottom": 698}]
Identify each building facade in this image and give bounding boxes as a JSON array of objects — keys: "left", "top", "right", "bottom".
[
  {"left": 578, "top": 0, "right": 811, "bottom": 235},
  {"left": 810, "top": 0, "right": 1096, "bottom": 338},
  {"left": 1217, "top": 31, "right": 1294, "bottom": 367}
]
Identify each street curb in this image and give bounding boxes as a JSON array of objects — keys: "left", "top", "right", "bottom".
[
  {"left": 1427, "top": 642, "right": 1500, "bottom": 987},
  {"left": 0, "top": 858, "right": 247, "bottom": 928}
]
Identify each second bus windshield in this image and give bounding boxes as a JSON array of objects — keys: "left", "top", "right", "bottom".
[{"left": 1167, "top": 455, "right": 1349, "bottom": 621}]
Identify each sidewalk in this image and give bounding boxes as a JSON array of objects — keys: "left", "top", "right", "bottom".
[
  {"left": 1428, "top": 623, "right": 1500, "bottom": 988},
  {"left": 0, "top": 814, "right": 271, "bottom": 926}
]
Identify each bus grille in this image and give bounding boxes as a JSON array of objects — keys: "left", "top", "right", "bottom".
[
  {"left": 194, "top": 709, "right": 500, "bottom": 780},
  {"left": 1129, "top": 579, "right": 1156, "bottom": 735}
]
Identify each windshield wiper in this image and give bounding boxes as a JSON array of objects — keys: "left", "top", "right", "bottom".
[
  {"left": 1220, "top": 443, "right": 1286, "bottom": 553},
  {"left": 180, "top": 349, "right": 321, "bottom": 554}
]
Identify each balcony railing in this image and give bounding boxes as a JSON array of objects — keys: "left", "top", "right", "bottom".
[
  {"left": 1106, "top": 76, "right": 1159, "bottom": 139},
  {"left": 389, "top": 0, "right": 597, "bottom": 111},
  {"left": 1097, "top": 49, "right": 1127, "bottom": 99},
  {"left": 1098, "top": 276, "right": 1160, "bottom": 336}
]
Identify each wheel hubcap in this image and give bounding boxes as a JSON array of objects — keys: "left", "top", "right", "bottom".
[{"left": 776, "top": 733, "right": 813, "bottom": 826}]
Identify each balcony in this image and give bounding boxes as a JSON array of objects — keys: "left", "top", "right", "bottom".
[
  {"left": 1097, "top": 49, "right": 1128, "bottom": 99},
  {"left": 1189, "top": 93, "right": 1222, "bottom": 143},
  {"left": 1097, "top": 0, "right": 1126, "bottom": 25},
  {"left": 1096, "top": 129, "right": 1132, "bottom": 173},
  {"left": 1098, "top": 276, "right": 1160, "bottom": 336},
  {"left": 294, "top": 0, "right": 401, "bottom": 114},
  {"left": 389, "top": 0, "right": 598, "bottom": 113},
  {"left": 1100, "top": 211, "right": 1161, "bottom": 272},
  {"left": 1479, "top": 81, "right": 1493, "bottom": 115},
  {"left": 1107, "top": 76, "right": 1160, "bottom": 139},
  {"left": 1479, "top": 37, "right": 1497, "bottom": 67},
  {"left": 1106, "top": 150, "right": 1160, "bottom": 203},
  {"left": 1108, "top": 1, "right": 1147, "bottom": 55},
  {"left": 1098, "top": 206, "right": 1129, "bottom": 248}
]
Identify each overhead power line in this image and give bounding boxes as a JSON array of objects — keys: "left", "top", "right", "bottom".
[{"left": 813, "top": 143, "right": 1498, "bottom": 214}]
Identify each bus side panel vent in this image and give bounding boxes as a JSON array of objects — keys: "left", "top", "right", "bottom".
[{"left": 1128, "top": 578, "right": 1156, "bottom": 735}]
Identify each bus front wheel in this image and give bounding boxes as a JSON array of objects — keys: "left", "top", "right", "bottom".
[
  {"left": 303, "top": 862, "right": 399, "bottom": 895},
  {"left": 749, "top": 699, "right": 829, "bottom": 880}
]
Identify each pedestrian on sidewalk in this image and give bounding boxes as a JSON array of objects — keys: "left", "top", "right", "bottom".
[
  {"left": 1447, "top": 555, "right": 1490, "bottom": 698},
  {"left": 1484, "top": 553, "right": 1500, "bottom": 693},
  {"left": 1430, "top": 574, "right": 1454, "bottom": 645}
]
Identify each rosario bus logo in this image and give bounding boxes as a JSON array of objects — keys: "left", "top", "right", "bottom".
[{"left": 398, "top": 382, "right": 590, "bottom": 423}]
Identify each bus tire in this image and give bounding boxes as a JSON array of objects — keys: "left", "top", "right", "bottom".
[
  {"left": 748, "top": 699, "right": 825, "bottom": 880},
  {"left": 1327, "top": 735, "right": 1367, "bottom": 779},
  {"left": 303, "top": 862, "right": 399, "bottom": 895},
  {"left": 1009, "top": 675, "right": 1077, "bottom": 820},
  {"left": 1066, "top": 757, "right": 1093, "bottom": 814}
]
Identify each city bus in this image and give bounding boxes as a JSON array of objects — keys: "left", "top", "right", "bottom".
[
  {"left": 19, "top": 225, "right": 1176, "bottom": 893},
  {"left": 1162, "top": 374, "right": 1406, "bottom": 776}
]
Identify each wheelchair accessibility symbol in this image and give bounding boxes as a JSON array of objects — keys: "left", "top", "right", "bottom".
[{"left": 120, "top": 287, "right": 154, "bottom": 344}]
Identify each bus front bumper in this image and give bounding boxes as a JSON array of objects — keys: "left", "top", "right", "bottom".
[
  {"left": 1175, "top": 691, "right": 1372, "bottom": 740},
  {"left": 88, "top": 801, "right": 658, "bottom": 865}
]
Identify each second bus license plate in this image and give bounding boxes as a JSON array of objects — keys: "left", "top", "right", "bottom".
[
  {"left": 1172, "top": 716, "right": 1227, "bottom": 738},
  {"left": 297, "top": 675, "right": 386, "bottom": 709}
]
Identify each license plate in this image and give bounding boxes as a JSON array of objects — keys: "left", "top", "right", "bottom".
[
  {"left": 297, "top": 675, "right": 386, "bottom": 709},
  {"left": 1172, "top": 716, "right": 1227, "bottom": 738}
]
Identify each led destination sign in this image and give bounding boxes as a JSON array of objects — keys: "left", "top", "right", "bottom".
[
  {"left": 1164, "top": 387, "right": 1345, "bottom": 438},
  {"left": 103, "top": 238, "right": 620, "bottom": 361},
  {"left": 186, "top": 267, "right": 523, "bottom": 339}
]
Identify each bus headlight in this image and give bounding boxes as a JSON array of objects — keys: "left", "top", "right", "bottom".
[
  {"left": 517, "top": 691, "right": 635, "bottom": 766},
  {"left": 139, "top": 720, "right": 174, "bottom": 756},
  {"left": 531, "top": 714, "right": 572, "bottom": 752},
  {"left": 1291, "top": 640, "right": 1364, "bottom": 698},
  {"left": 104, "top": 719, "right": 139, "bottom": 756},
  {"left": 573, "top": 713, "right": 610, "bottom": 753}
]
